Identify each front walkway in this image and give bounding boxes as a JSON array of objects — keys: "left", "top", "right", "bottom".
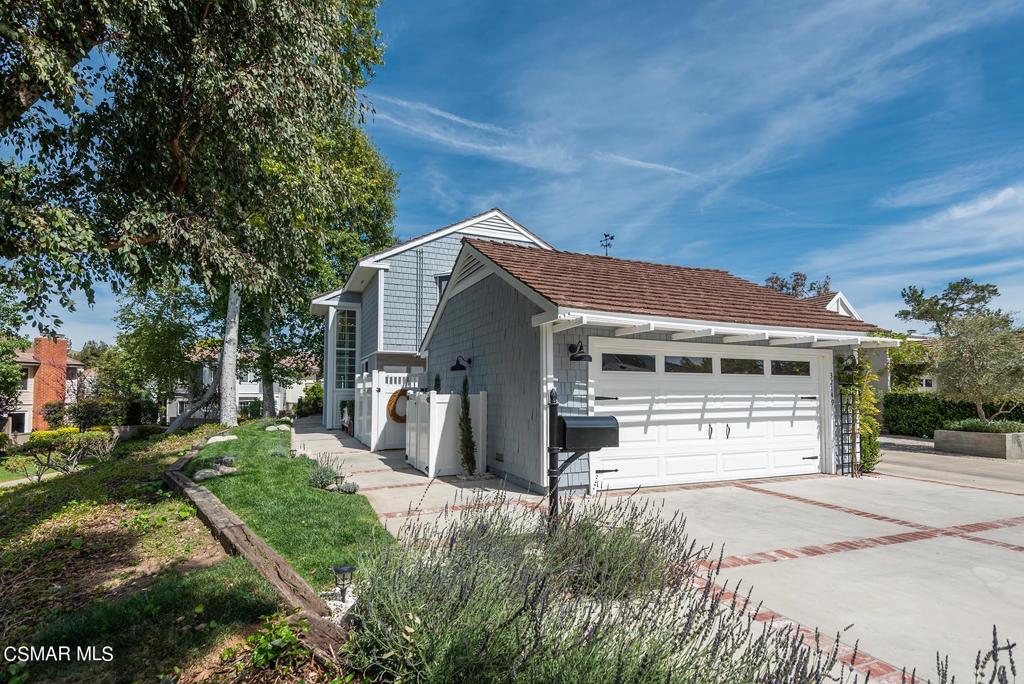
[{"left": 291, "top": 417, "right": 543, "bottom": 533}]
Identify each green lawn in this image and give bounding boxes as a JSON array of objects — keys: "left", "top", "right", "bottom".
[
  {"left": 0, "top": 424, "right": 279, "bottom": 683},
  {"left": 186, "top": 419, "right": 392, "bottom": 590}
]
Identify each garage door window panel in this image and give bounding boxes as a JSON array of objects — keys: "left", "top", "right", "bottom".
[
  {"left": 771, "top": 360, "right": 812, "bottom": 376},
  {"left": 665, "top": 355, "right": 712, "bottom": 374},
  {"left": 721, "top": 358, "right": 764, "bottom": 375},
  {"left": 601, "top": 353, "right": 655, "bottom": 372}
]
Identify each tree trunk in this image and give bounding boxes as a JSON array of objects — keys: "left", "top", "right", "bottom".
[
  {"left": 261, "top": 303, "right": 276, "bottom": 418},
  {"left": 165, "top": 361, "right": 222, "bottom": 434},
  {"left": 220, "top": 281, "right": 242, "bottom": 427},
  {"left": 975, "top": 401, "right": 987, "bottom": 420}
]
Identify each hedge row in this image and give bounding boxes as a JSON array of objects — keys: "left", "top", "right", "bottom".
[{"left": 882, "top": 392, "right": 1024, "bottom": 438}]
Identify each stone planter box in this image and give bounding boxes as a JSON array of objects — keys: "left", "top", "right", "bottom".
[{"left": 934, "top": 430, "right": 1024, "bottom": 460}]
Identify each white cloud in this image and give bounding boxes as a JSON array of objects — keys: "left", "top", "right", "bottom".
[
  {"left": 878, "top": 160, "right": 1022, "bottom": 208},
  {"left": 803, "top": 184, "right": 1024, "bottom": 328}
]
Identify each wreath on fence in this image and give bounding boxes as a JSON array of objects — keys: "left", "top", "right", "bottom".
[{"left": 386, "top": 388, "right": 409, "bottom": 423}]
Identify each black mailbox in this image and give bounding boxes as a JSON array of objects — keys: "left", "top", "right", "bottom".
[{"left": 556, "top": 415, "right": 619, "bottom": 451}]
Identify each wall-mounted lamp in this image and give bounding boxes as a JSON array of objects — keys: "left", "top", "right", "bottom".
[
  {"left": 450, "top": 355, "right": 472, "bottom": 371},
  {"left": 568, "top": 341, "right": 592, "bottom": 363}
]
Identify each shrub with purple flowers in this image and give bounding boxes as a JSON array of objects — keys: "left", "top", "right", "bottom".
[{"left": 345, "top": 493, "right": 857, "bottom": 683}]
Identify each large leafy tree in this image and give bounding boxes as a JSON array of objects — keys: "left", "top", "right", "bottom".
[
  {"left": 936, "top": 313, "right": 1024, "bottom": 420},
  {"left": 0, "top": 285, "right": 28, "bottom": 423},
  {"left": 251, "top": 123, "right": 397, "bottom": 417},
  {"left": 897, "top": 278, "right": 1004, "bottom": 336},
  {"left": 764, "top": 272, "right": 832, "bottom": 299}
]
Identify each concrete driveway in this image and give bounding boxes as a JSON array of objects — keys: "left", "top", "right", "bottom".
[
  {"left": 626, "top": 473, "right": 1024, "bottom": 681},
  {"left": 294, "top": 420, "right": 1023, "bottom": 680}
]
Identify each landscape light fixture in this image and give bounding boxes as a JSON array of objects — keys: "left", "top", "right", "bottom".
[
  {"left": 332, "top": 564, "right": 355, "bottom": 600},
  {"left": 568, "top": 341, "right": 592, "bottom": 363},
  {"left": 450, "top": 355, "right": 472, "bottom": 372}
]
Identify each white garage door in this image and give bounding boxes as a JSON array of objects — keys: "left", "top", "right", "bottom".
[{"left": 590, "top": 340, "right": 829, "bottom": 490}]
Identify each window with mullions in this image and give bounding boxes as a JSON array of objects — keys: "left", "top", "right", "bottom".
[{"left": 335, "top": 310, "right": 357, "bottom": 390}]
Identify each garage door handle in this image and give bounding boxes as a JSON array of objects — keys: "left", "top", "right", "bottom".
[
  {"left": 595, "top": 469, "right": 618, "bottom": 474},
  {"left": 802, "top": 456, "right": 817, "bottom": 460},
  {"left": 595, "top": 395, "right": 619, "bottom": 401},
  {"left": 708, "top": 425, "right": 713, "bottom": 438},
  {"left": 726, "top": 424, "right": 731, "bottom": 439}
]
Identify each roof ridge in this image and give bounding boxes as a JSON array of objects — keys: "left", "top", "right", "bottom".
[{"left": 465, "top": 237, "right": 729, "bottom": 274}]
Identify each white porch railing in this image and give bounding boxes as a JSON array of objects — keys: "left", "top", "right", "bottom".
[
  {"left": 354, "top": 370, "right": 426, "bottom": 451},
  {"left": 405, "top": 390, "right": 487, "bottom": 478}
]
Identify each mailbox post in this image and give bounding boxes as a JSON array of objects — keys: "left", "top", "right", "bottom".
[{"left": 546, "top": 389, "right": 619, "bottom": 520}]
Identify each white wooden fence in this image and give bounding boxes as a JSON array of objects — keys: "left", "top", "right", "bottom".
[
  {"left": 354, "top": 370, "right": 424, "bottom": 451},
  {"left": 405, "top": 390, "right": 487, "bottom": 478}
]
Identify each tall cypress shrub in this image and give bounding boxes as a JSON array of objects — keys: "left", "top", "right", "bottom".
[{"left": 459, "top": 376, "right": 476, "bottom": 476}]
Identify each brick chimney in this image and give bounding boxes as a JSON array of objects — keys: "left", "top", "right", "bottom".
[{"left": 32, "top": 337, "right": 69, "bottom": 431}]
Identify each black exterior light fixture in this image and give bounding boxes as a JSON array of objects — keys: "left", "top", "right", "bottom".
[
  {"left": 450, "top": 355, "right": 472, "bottom": 371},
  {"left": 332, "top": 564, "right": 355, "bottom": 600},
  {"left": 568, "top": 340, "right": 592, "bottom": 363}
]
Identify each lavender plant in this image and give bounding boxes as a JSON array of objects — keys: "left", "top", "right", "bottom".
[{"left": 344, "top": 492, "right": 859, "bottom": 683}]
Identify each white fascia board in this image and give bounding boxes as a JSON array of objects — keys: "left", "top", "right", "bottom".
[
  {"left": 722, "top": 332, "right": 769, "bottom": 344},
  {"left": 811, "top": 338, "right": 859, "bottom": 348},
  {"left": 614, "top": 323, "right": 656, "bottom": 337},
  {"left": 555, "top": 307, "right": 872, "bottom": 341},
  {"left": 531, "top": 310, "right": 561, "bottom": 327},
  {"left": 551, "top": 316, "right": 588, "bottom": 333},
  {"left": 670, "top": 328, "right": 715, "bottom": 340},
  {"left": 769, "top": 335, "right": 817, "bottom": 346}
]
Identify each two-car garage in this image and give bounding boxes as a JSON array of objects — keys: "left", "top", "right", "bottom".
[{"left": 588, "top": 338, "right": 832, "bottom": 490}]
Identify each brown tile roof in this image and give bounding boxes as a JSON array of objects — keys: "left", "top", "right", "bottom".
[
  {"left": 801, "top": 292, "right": 837, "bottom": 308},
  {"left": 466, "top": 239, "right": 879, "bottom": 333}
]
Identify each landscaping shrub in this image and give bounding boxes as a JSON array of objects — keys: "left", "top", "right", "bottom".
[
  {"left": 65, "top": 398, "right": 128, "bottom": 430},
  {"left": 307, "top": 463, "right": 336, "bottom": 489},
  {"left": 41, "top": 400, "right": 67, "bottom": 427},
  {"left": 125, "top": 398, "right": 159, "bottom": 425},
  {"left": 346, "top": 493, "right": 849, "bottom": 683},
  {"left": 8, "top": 430, "right": 119, "bottom": 481},
  {"left": 859, "top": 430, "right": 880, "bottom": 472},
  {"left": 943, "top": 418, "right": 1024, "bottom": 434},
  {"left": 882, "top": 392, "right": 1024, "bottom": 438},
  {"left": 339, "top": 481, "right": 359, "bottom": 494}
]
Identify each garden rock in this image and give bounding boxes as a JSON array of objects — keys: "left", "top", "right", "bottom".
[
  {"left": 214, "top": 465, "right": 238, "bottom": 475},
  {"left": 265, "top": 425, "right": 290, "bottom": 432},
  {"left": 193, "top": 468, "right": 221, "bottom": 482},
  {"left": 216, "top": 455, "right": 236, "bottom": 467},
  {"left": 326, "top": 483, "right": 339, "bottom": 491},
  {"left": 207, "top": 435, "right": 238, "bottom": 444}
]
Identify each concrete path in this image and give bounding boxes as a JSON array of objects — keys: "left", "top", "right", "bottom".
[
  {"left": 0, "top": 471, "right": 61, "bottom": 490},
  {"left": 291, "top": 417, "right": 543, "bottom": 534},
  {"left": 878, "top": 434, "right": 1024, "bottom": 495}
]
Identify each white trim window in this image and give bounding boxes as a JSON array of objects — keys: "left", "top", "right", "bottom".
[{"left": 334, "top": 309, "right": 357, "bottom": 392}]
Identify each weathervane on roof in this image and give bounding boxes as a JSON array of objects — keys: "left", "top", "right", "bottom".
[{"left": 601, "top": 232, "right": 615, "bottom": 256}]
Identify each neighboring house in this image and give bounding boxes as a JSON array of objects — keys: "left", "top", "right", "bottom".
[
  {"left": 310, "top": 209, "right": 552, "bottom": 433},
  {"left": 420, "top": 239, "right": 897, "bottom": 494},
  {"left": 165, "top": 366, "right": 317, "bottom": 421},
  {"left": 4, "top": 337, "right": 84, "bottom": 443}
]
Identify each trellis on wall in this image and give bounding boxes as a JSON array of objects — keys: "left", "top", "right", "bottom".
[{"left": 836, "top": 384, "right": 860, "bottom": 476}]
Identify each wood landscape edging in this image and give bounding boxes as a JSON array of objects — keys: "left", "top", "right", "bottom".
[{"left": 163, "top": 430, "right": 347, "bottom": 660}]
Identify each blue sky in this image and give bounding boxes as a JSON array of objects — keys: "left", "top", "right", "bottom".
[{"left": 41, "top": 0, "right": 1024, "bottom": 345}]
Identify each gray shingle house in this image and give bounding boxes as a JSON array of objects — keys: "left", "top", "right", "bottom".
[
  {"left": 310, "top": 209, "right": 551, "bottom": 438},
  {"left": 313, "top": 209, "right": 898, "bottom": 493}
]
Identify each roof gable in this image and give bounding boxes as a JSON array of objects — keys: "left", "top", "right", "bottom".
[
  {"left": 310, "top": 209, "right": 551, "bottom": 311},
  {"left": 465, "top": 239, "right": 880, "bottom": 334}
]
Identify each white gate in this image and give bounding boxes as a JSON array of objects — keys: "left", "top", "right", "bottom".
[
  {"left": 354, "top": 370, "right": 425, "bottom": 451},
  {"left": 405, "top": 390, "right": 487, "bottom": 478}
]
